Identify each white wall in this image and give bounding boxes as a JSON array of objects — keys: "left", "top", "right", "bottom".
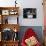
[
  {"left": 0, "top": 0, "right": 44, "bottom": 26},
  {"left": 0, "top": 0, "right": 15, "bottom": 7},
  {"left": 18, "top": 0, "right": 44, "bottom": 26}
]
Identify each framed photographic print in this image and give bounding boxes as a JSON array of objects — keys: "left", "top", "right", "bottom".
[
  {"left": 2, "top": 10, "right": 9, "bottom": 15},
  {"left": 23, "top": 8, "right": 37, "bottom": 19}
]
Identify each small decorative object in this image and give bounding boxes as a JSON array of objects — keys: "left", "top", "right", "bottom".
[
  {"left": 10, "top": 10, "right": 15, "bottom": 15},
  {"left": 9, "top": 10, "right": 18, "bottom": 15},
  {"left": 23, "top": 8, "right": 36, "bottom": 19},
  {"left": 2, "top": 10, "right": 9, "bottom": 15}
]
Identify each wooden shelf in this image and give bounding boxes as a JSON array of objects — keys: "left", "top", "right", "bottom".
[
  {"left": 0, "top": 24, "right": 20, "bottom": 32},
  {"left": 0, "top": 7, "right": 19, "bottom": 46},
  {"left": 0, "top": 40, "right": 19, "bottom": 46},
  {"left": 0, "top": 7, "right": 19, "bottom": 24},
  {"left": 0, "top": 7, "right": 19, "bottom": 10},
  {"left": 2, "top": 40, "right": 19, "bottom": 42}
]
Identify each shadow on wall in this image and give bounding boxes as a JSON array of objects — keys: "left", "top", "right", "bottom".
[{"left": 18, "top": 26, "right": 43, "bottom": 44}]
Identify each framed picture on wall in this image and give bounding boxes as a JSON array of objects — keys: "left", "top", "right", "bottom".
[{"left": 23, "top": 8, "right": 37, "bottom": 19}]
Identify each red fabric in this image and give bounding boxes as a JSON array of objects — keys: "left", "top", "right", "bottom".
[{"left": 21, "top": 28, "right": 41, "bottom": 46}]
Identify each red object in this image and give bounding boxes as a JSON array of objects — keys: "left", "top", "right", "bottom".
[{"left": 21, "top": 28, "right": 41, "bottom": 46}]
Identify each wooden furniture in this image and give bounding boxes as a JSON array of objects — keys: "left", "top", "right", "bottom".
[
  {"left": 0, "top": 7, "right": 19, "bottom": 24},
  {"left": 0, "top": 7, "right": 19, "bottom": 46},
  {"left": 2, "top": 41, "right": 19, "bottom": 46}
]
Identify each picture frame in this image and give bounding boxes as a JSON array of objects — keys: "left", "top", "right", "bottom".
[
  {"left": 23, "top": 8, "right": 36, "bottom": 19},
  {"left": 2, "top": 10, "right": 9, "bottom": 15}
]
